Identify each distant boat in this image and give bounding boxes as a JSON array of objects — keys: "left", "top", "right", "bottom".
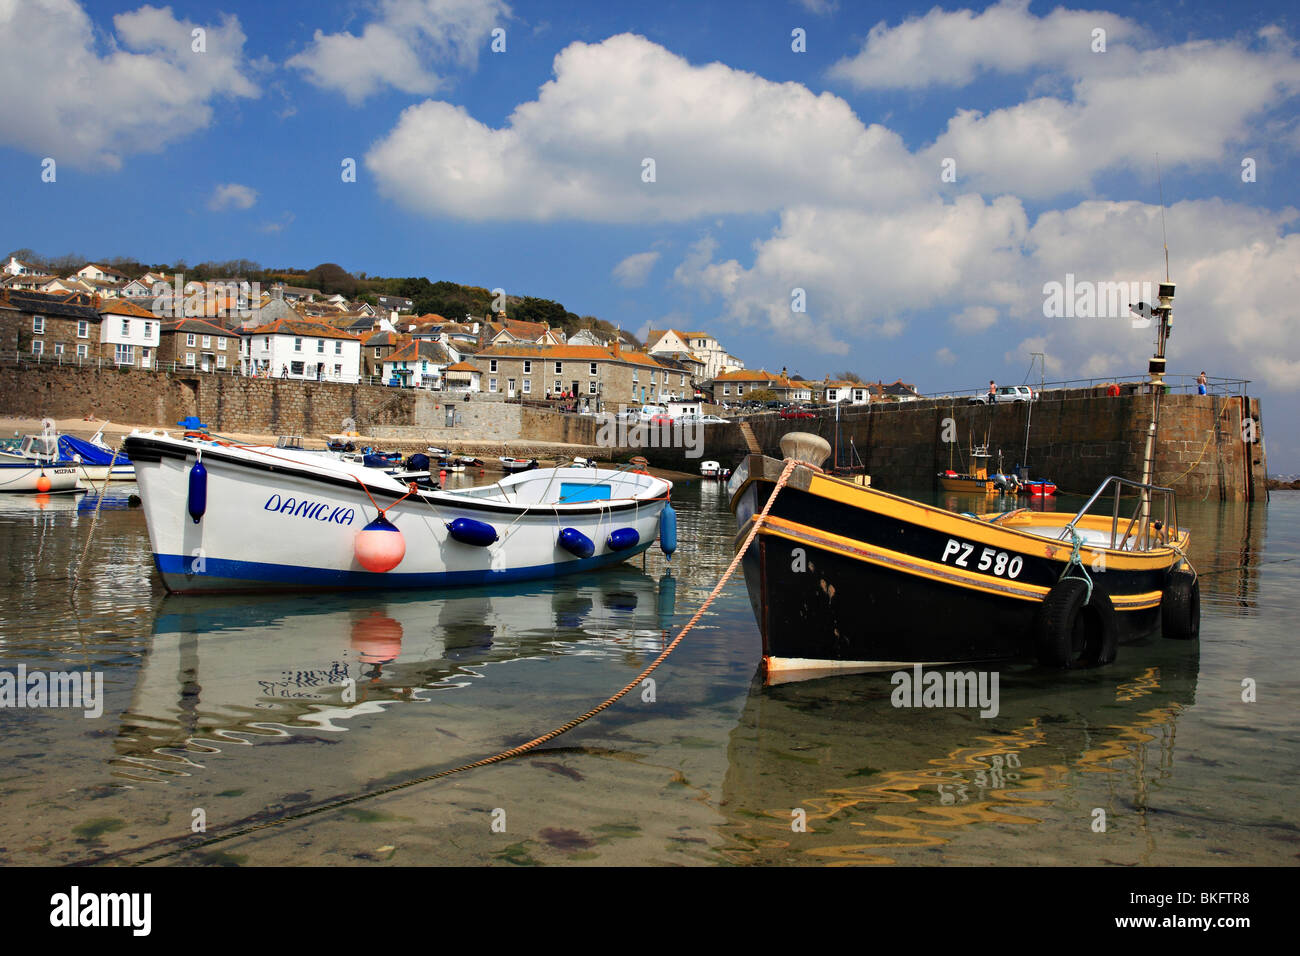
[
  {"left": 0, "top": 460, "right": 81, "bottom": 494},
  {"left": 0, "top": 421, "right": 133, "bottom": 487},
  {"left": 700, "top": 460, "right": 722, "bottom": 478},
  {"left": 499, "top": 457, "right": 539, "bottom": 473}
]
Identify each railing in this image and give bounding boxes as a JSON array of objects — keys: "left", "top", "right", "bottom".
[
  {"left": 1059, "top": 475, "right": 1179, "bottom": 552},
  {"left": 920, "top": 372, "right": 1252, "bottom": 400}
]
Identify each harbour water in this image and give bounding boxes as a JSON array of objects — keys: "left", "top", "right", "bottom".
[{"left": 0, "top": 476, "right": 1295, "bottom": 866}]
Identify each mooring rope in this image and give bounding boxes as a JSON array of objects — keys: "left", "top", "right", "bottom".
[
  {"left": 72, "top": 440, "right": 123, "bottom": 591},
  {"left": 108, "top": 457, "right": 802, "bottom": 867}
]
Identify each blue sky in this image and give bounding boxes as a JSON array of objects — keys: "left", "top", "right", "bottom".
[{"left": 3, "top": 0, "right": 1298, "bottom": 467}]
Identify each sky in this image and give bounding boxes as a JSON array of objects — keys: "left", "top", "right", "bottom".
[{"left": 2, "top": 0, "right": 1298, "bottom": 469}]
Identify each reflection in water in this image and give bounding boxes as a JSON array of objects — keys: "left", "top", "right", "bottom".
[
  {"left": 111, "top": 568, "right": 673, "bottom": 782},
  {"left": 718, "top": 639, "right": 1200, "bottom": 865}
]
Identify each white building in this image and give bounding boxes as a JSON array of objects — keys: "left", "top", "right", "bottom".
[
  {"left": 241, "top": 318, "right": 362, "bottom": 382},
  {"left": 824, "top": 381, "right": 870, "bottom": 405},
  {"left": 98, "top": 301, "right": 160, "bottom": 368},
  {"left": 4, "top": 256, "right": 38, "bottom": 276},
  {"left": 382, "top": 340, "right": 453, "bottom": 388}
]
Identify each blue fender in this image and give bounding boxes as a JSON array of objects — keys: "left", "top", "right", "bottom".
[
  {"left": 557, "top": 527, "right": 596, "bottom": 559},
  {"left": 659, "top": 503, "right": 677, "bottom": 560},
  {"left": 187, "top": 458, "right": 207, "bottom": 524},
  {"left": 446, "top": 517, "right": 498, "bottom": 546}
]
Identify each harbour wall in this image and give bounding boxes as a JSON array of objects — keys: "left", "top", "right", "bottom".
[{"left": 0, "top": 363, "right": 1266, "bottom": 499}]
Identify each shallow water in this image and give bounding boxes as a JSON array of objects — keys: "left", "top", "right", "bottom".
[{"left": 0, "top": 476, "right": 1295, "bottom": 866}]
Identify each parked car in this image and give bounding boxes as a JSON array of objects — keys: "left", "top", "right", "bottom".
[
  {"left": 970, "top": 385, "right": 1035, "bottom": 404},
  {"left": 696, "top": 414, "right": 730, "bottom": 424},
  {"left": 780, "top": 407, "right": 816, "bottom": 420}
]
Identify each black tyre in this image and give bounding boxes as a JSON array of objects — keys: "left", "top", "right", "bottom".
[
  {"left": 1034, "top": 578, "right": 1119, "bottom": 668},
  {"left": 1161, "top": 570, "right": 1200, "bottom": 640}
]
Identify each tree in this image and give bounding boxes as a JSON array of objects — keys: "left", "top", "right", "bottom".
[{"left": 835, "top": 370, "right": 864, "bottom": 383}]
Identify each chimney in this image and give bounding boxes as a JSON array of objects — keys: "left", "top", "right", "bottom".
[
  {"left": 611, "top": 338, "right": 621, "bottom": 357},
  {"left": 271, "top": 284, "right": 283, "bottom": 301}
]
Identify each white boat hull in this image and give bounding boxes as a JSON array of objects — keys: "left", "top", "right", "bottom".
[
  {"left": 0, "top": 462, "right": 81, "bottom": 494},
  {"left": 126, "top": 433, "right": 670, "bottom": 592}
]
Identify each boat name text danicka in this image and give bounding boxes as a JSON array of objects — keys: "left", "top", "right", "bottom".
[{"left": 263, "top": 494, "right": 355, "bottom": 525}]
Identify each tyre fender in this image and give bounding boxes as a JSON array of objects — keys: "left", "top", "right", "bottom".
[
  {"left": 1161, "top": 570, "right": 1200, "bottom": 640},
  {"left": 1033, "top": 578, "right": 1118, "bottom": 668}
]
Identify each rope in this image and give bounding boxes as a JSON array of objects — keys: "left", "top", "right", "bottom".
[
  {"left": 1058, "top": 528, "right": 1094, "bottom": 603},
  {"left": 1164, "top": 400, "right": 1235, "bottom": 487},
  {"left": 72, "top": 440, "right": 123, "bottom": 591},
  {"left": 115, "top": 457, "right": 802, "bottom": 867}
]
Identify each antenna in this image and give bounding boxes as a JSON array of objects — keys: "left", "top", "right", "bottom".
[{"left": 1156, "top": 153, "right": 1170, "bottom": 281}]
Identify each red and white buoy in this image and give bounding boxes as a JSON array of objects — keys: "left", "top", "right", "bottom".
[
  {"left": 35, "top": 473, "right": 51, "bottom": 493},
  {"left": 354, "top": 513, "right": 406, "bottom": 572}
]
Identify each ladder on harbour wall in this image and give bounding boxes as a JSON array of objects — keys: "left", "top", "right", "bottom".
[{"left": 739, "top": 421, "right": 763, "bottom": 455}]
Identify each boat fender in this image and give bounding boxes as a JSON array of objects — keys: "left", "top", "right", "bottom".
[
  {"left": 607, "top": 528, "right": 640, "bottom": 552},
  {"left": 187, "top": 456, "right": 207, "bottom": 523},
  {"left": 656, "top": 571, "right": 677, "bottom": 630},
  {"left": 36, "top": 473, "right": 51, "bottom": 493},
  {"left": 659, "top": 503, "right": 677, "bottom": 559},
  {"left": 557, "top": 527, "right": 596, "bottom": 559},
  {"left": 447, "top": 517, "right": 498, "bottom": 547},
  {"left": 1161, "top": 570, "right": 1200, "bottom": 640},
  {"left": 355, "top": 513, "right": 406, "bottom": 572},
  {"left": 1033, "top": 578, "right": 1117, "bottom": 668}
]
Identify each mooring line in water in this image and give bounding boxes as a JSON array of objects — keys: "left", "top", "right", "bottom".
[
  {"left": 70, "top": 440, "right": 124, "bottom": 592},
  {"left": 101, "top": 458, "right": 803, "bottom": 867}
]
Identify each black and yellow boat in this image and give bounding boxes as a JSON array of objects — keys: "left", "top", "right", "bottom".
[
  {"left": 938, "top": 444, "right": 995, "bottom": 494},
  {"left": 728, "top": 433, "right": 1199, "bottom": 684}
]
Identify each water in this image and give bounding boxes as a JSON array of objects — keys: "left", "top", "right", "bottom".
[{"left": 0, "top": 476, "right": 1295, "bottom": 866}]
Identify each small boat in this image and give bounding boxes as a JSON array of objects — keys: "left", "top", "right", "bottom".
[
  {"left": 569, "top": 457, "right": 597, "bottom": 468},
  {"left": 457, "top": 456, "right": 484, "bottom": 467},
  {"left": 1023, "top": 479, "right": 1057, "bottom": 496},
  {"left": 0, "top": 460, "right": 81, "bottom": 494},
  {"left": 123, "top": 430, "right": 673, "bottom": 592},
  {"left": 0, "top": 421, "right": 133, "bottom": 487},
  {"left": 938, "top": 445, "right": 995, "bottom": 494},
  {"left": 701, "top": 460, "right": 722, "bottom": 478},
  {"left": 730, "top": 431, "right": 1198, "bottom": 683},
  {"left": 499, "top": 457, "right": 539, "bottom": 473}
]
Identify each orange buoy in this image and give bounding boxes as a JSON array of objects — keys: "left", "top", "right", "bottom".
[
  {"left": 35, "top": 474, "right": 52, "bottom": 493},
  {"left": 351, "top": 612, "right": 404, "bottom": 664},
  {"left": 354, "top": 513, "right": 406, "bottom": 572}
]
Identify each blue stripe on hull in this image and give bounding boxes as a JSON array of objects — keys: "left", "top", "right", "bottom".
[{"left": 154, "top": 542, "right": 654, "bottom": 593}]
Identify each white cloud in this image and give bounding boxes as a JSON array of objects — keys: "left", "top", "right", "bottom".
[
  {"left": 365, "top": 33, "right": 926, "bottom": 222},
  {"left": 207, "top": 183, "right": 257, "bottom": 211},
  {"left": 0, "top": 0, "right": 259, "bottom": 170},
  {"left": 288, "top": 0, "right": 510, "bottom": 105},
  {"left": 797, "top": 0, "right": 839, "bottom": 15},
  {"left": 612, "top": 251, "right": 660, "bottom": 287},
  {"left": 935, "top": 347, "right": 957, "bottom": 365},
  {"left": 829, "top": 0, "right": 1143, "bottom": 91},
  {"left": 952, "top": 305, "right": 1000, "bottom": 333}
]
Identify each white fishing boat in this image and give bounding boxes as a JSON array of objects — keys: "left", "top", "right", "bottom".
[
  {"left": 123, "top": 430, "right": 675, "bottom": 593},
  {"left": 0, "top": 421, "right": 133, "bottom": 488},
  {"left": 700, "top": 460, "right": 722, "bottom": 478},
  {"left": 0, "top": 459, "right": 81, "bottom": 494}
]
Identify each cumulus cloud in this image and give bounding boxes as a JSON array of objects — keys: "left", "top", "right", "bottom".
[
  {"left": 288, "top": 0, "right": 510, "bottom": 105},
  {"left": 0, "top": 0, "right": 259, "bottom": 170},
  {"left": 829, "top": 0, "right": 1142, "bottom": 90},
  {"left": 207, "top": 182, "right": 257, "bottom": 211},
  {"left": 365, "top": 33, "right": 926, "bottom": 222},
  {"left": 612, "top": 251, "right": 660, "bottom": 287}
]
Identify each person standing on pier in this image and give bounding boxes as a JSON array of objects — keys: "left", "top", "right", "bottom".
[
  {"left": 988, "top": 380, "right": 997, "bottom": 404},
  {"left": 1197, "top": 371, "right": 1208, "bottom": 395}
]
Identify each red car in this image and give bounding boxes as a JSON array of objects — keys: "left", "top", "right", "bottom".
[{"left": 780, "top": 407, "right": 816, "bottom": 419}]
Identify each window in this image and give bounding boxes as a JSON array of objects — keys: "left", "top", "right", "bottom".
[
  {"left": 114, "top": 344, "right": 134, "bottom": 365},
  {"left": 523, "top": 360, "right": 531, "bottom": 373},
  {"left": 333, "top": 364, "right": 342, "bottom": 377},
  {"left": 555, "top": 361, "right": 562, "bottom": 374},
  {"left": 291, "top": 361, "right": 305, "bottom": 375},
  {"left": 77, "top": 320, "right": 89, "bottom": 338},
  {"left": 201, "top": 335, "right": 210, "bottom": 348},
  {"left": 632, "top": 370, "right": 639, "bottom": 382},
  {"left": 144, "top": 322, "right": 153, "bottom": 338},
  {"left": 737, "top": 385, "right": 745, "bottom": 395},
  {"left": 489, "top": 377, "right": 498, "bottom": 392},
  {"left": 489, "top": 359, "right": 497, "bottom": 372},
  {"left": 186, "top": 353, "right": 195, "bottom": 366},
  {"left": 32, "top": 340, "right": 43, "bottom": 355},
  {"left": 121, "top": 320, "right": 129, "bottom": 336},
  {"left": 32, "top": 315, "right": 44, "bottom": 333},
  {"left": 589, "top": 381, "right": 597, "bottom": 395},
  {"left": 317, "top": 339, "right": 325, "bottom": 353},
  {"left": 334, "top": 342, "right": 342, "bottom": 355},
  {"left": 217, "top": 355, "right": 226, "bottom": 369},
  {"left": 186, "top": 333, "right": 196, "bottom": 347},
  {"left": 523, "top": 379, "right": 531, "bottom": 394},
  {"left": 375, "top": 347, "right": 382, "bottom": 358},
  {"left": 554, "top": 380, "right": 561, "bottom": 393},
  {"left": 294, "top": 338, "right": 303, "bottom": 351},
  {"left": 680, "top": 374, "right": 686, "bottom": 386},
  {"left": 590, "top": 362, "right": 597, "bottom": 376},
  {"left": 217, "top": 338, "right": 226, "bottom": 350}
]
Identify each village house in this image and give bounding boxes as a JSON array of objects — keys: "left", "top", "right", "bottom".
[
  {"left": 381, "top": 340, "right": 453, "bottom": 388},
  {"left": 361, "top": 329, "right": 405, "bottom": 381},
  {"left": 3, "top": 256, "right": 40, "bottom": 276},
  {"left": 708, "top": 368, "right": 807, "bottom": 403},
  {"left": 241, "top": 318, "right": 362, "bottom": 382},
  {"left": 75, "top": 263, "right": 129, "bottom": 285},
  {"left": 98, "top": 298, "right": 160, "bottom": 368},
  {"left": 471, "top": 341, "right": 688, "bottom": 408},
  {"left": 0, "top": 289, "right": 102, "bottom": 363},
  {"left": 157, "top": 318, "right": 236, "bottom": 372},
  {"left": 374, "top": 294, "right": 413, "bottom": 313},
  {"left": 647, "top": 329, "right": 743, "bottom": 381},
  {"left": 441, "top": 361, "right": 482, "bottom": 392},
  {"left": 823, "top": 379, "right": 871, "bottom": 405}
]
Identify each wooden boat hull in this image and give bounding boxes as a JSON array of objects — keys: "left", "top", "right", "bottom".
[
  {"left": 938, "top": 474, "right": 995, "bottom": 494},
  {"left": 730, "top": 454, "right": 1185, "bottom": 681}
]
